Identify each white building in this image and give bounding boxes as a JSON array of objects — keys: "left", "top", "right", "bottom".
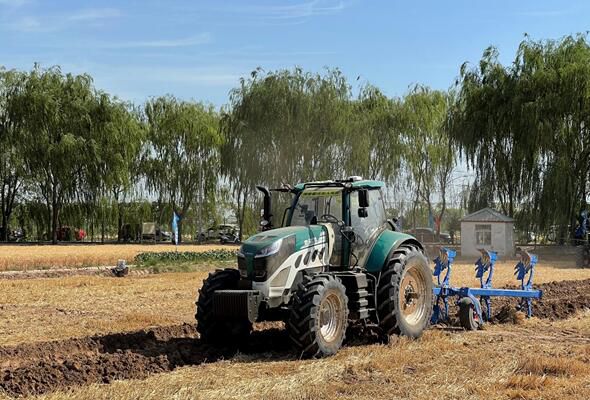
[{"left": 460, "top": 208, "right": 515, "bottom": 257}]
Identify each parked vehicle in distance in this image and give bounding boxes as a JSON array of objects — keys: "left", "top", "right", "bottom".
[
  {"left": 57, "top": 226, "right": 86, "bottom": 241},
  {"left": 219, "top": 231, "right": 240, "bottom": 244},
  {"left": 406, "top": 227, "right": 451, "bottom": 244},
  {"left": 141, "top": 222, "right": 172, "bottom": 242},
  {"left": 196, "top": 224, "right": 240, "bottom": 243},
  {"left": 8, "top": 229, "right": 25, "bottom": 242}
]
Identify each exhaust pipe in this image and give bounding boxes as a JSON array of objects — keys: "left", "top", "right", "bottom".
[{"left": 256, "top": 186, "right": 273, "bottom": 230}]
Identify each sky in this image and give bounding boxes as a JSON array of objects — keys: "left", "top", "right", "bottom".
[{"left": 1, "top": 0, "right": 590, "bottom": 107}]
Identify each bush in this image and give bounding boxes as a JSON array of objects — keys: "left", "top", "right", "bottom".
[{"left": 134, "top": 249, "right": 237, "bottom": 266}]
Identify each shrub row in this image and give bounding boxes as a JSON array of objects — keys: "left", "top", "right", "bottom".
[{"left": 135, "top": 249, "right": 237, "bottom": 265}]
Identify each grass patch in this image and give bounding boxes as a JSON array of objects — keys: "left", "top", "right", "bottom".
[
  {"left": 137, "top": 260, "right": 234, "bottom": 274},
  {"left": 134, "top": 250, "right": 238, "bottom": 272}
]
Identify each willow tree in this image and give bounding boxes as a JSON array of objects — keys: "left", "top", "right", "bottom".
[
  {"left": 0, "top": 68, "right": 26, "bottom": 241},
  {"left": 221, "top": 68, "right": 352, "bottom": 236},
  {"left": 82, "top": 94, "right": 145, "bottom": 241},
  {"left": 403, "top": 86, "right": 455, "bottom": 235},
  {"left": 349, "top": 85, "right": 405, "bottom": 184},
  {"left": 522, "top": 35, "right": 590, "bottom": 234},
  {"left": 13, "top": 66, "right": 100, "bottom": 243},
  {"left": 144, "top": 96, "right": 221, "bottom": 241},
  {"left": 451, "top": 35, "right": 590, "bottom": 237}
]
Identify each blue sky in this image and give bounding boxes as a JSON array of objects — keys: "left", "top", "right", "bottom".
[{"left": 1, "top": 0, "right": 589, "bottom": 106}]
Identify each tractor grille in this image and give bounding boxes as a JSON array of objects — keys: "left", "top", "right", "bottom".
[{"left": 212, "top": 290, "right": 261, "bottom": 322}]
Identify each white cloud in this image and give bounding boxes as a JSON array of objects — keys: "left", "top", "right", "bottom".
[
  {"left": 103, "top": 33, "right": 212, "bottom": 49},
  {"left": 2, "top": 7, "right": 122, "bottom": 32},
  {"left": 228, "top": 0, "right": 348, "bottom": 21},
  {"left": 67, "top": 8, "right": 122, "bottom": 21}
]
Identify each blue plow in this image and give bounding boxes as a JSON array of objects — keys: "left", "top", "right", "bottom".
[{"left": 431, "top": 248, "right": 542, "bottom": 329}]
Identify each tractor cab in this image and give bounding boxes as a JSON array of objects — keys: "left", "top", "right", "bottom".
[{"left": 260, "top": 177, "right": 395, "bottom": 269}]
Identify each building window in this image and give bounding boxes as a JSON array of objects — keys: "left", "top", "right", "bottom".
[{"left": 475, "top": 224, "right": 492, "bottom": 245}]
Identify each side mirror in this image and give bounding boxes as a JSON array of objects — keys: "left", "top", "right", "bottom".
[
  {"left": 358, "top": 208, "right": 368, "bottom": 218},
  {"left": 358, "top": 189, "right": 369, "bottom": 208}
]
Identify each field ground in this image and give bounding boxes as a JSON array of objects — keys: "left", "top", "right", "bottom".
[
  {"left": 0, "top": 250, "right": 589, "bottom": 399},
  {"left": 0, "top": 244, "right": 237, "bottom": 271}
]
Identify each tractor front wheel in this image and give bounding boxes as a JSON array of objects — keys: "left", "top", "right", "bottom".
[
  {"left": 288, "top": 274, "right": 349, "bottom": 358},
  {"left": 377, "top": 244, "right": 433, "bottom": 339},
  {"left": 195, "top": 268, "right": 252, "bottom": 344}
]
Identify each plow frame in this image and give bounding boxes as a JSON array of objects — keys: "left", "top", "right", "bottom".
[{"left": 431, "top": 248, "right": 543, "bottom": 326}]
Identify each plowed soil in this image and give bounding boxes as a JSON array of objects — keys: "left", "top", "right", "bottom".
[
  {"left": 0, "top": 323, "right": 291, "bottom": 398},
  {"left": 1, "top": 279, "right": 589, "bottom": 398},
  {"left": 483, "top": 278, "right": 590, "bottom": 321}
]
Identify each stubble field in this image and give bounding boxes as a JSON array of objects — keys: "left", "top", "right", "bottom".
[
  {"left": 0, "top": 246, "right": 589, "bottom": 399},
  {"left": 0, "top": 244, "right": 235, "bottom": 271}
]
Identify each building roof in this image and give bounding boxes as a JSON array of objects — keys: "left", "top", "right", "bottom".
[{"left": 460, "top": 207, "right": 514, "bottom": 223}]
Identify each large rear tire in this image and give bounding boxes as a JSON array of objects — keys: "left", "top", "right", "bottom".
[
  {"left": 195, "top": 268, "right": 252, "bottom": 344},
  {"left": 377, "top": 244, "right": 433, "bottom": 339},
  {"left": 287, "top": 274, "right": 349, "bottom": 358}
]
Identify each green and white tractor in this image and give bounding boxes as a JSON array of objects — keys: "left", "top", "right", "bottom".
[{"left": 195, "top": 177, "right": 433, "bottom": 357}]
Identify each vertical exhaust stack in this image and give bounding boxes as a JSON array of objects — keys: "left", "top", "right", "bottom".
[{"left": 256, "top": 186, "right": 273, "bottom": 230}]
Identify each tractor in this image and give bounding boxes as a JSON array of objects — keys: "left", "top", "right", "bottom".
[{"left": 195, "top": 177, "right": 433, "bottom": 358}]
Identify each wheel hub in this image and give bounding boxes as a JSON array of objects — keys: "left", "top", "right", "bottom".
[
  {"left": 399, "top": 265, "right": 428, "bottom": 326},
  {"left": 319, "top": 292, "right": 344, "bottom": 343}
]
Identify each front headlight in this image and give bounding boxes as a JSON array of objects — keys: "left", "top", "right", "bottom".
[{"left": 255, "top": 238, "right": 283, "bottom": 258}]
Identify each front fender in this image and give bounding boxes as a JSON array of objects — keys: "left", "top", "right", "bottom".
[{"left": 364, "top": 230, "right": 424, "bottom": 272}]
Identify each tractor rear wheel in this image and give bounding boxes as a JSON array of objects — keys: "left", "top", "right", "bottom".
[
  {"left": 377, "top": 244, "right": 433, "bottom": 340},
  {"left": 195, "top": 268, "right": 252, "bottom": 344},
  {"left": 288, "top": 274, "right": 349, "bottom": 358},
  {"left": 458, "top": 297, "right": 481, "bottom": 330}
]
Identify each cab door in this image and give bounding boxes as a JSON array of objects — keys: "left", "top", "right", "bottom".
[{"left": 349, "top": 189, "right": 388, "bottom": 267}]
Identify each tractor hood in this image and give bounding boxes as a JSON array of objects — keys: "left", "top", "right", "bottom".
[
  {"left": 238, "top": 225, "right": 328, "bottom": 282},
  {"left": 240, "top": 225, "right": 326, "bottom": 256}
]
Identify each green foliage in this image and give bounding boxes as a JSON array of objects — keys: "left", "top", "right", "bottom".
[
  {"left": 401, "top": 86, "right": 455, "bottom": 233},
  {"left": 144, "top": 96, "right": 222, "bottom": 241},
  {"left": 5, "top": 34, "right": 590, "bottom": 244},
  {"left": 134, "top": 249, "right": 237, "bottom": 266},
  {"left": 451, "top": 34, "right": 590, "bottom": 235}
]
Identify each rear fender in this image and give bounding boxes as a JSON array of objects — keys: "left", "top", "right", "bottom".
[{"left": 364, "top": 230, "right": 424, "bottom": 273}]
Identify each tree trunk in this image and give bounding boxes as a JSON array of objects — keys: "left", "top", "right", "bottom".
[
  {"left": 1, "top": 212, "right": 7, "bottom": 242},
  {"left": 178, "top": 218, "right": 183, "bottom": 244},
  {"left": 51, "top": 201, "right": 59, "bottom": 244},
  {"left": 117, "top": 207, "right": 123, "bottom": 242}
]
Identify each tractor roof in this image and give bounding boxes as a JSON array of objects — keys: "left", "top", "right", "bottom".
[{"left": 293, "top": 179, "right": 384, "bottom": 191}]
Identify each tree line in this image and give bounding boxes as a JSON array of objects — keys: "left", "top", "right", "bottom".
[{"left": 1, "top": 34, "right": 589, "bottom": 244}]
